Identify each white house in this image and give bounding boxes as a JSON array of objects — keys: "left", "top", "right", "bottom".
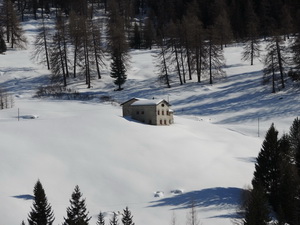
[{"left": 121, "top": 98, "right": 174, "bottom": 125}]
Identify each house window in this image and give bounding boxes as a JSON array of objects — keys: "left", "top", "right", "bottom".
[
  {"left": 136, "top": 111, "right": 139, "bottom": 115},
  {"left": 162, "top": 110, "right": 164, "bottom": 115},
  {"left": 158, "top": 110, "right": 160, "bottom": 115},
  {"left": 164, "top": 120, "right": 167, "bottom": 125},
  {"left": 160, "top": 120, "right": 162, "bottom": 125},
  {"left": 141, "top": 111, "right": 144, "bottom": 114},
  {"left": 167, "top": 110, "right": 169, "bottom": 115},
  {"left": 162, "top": 104, "right": 165, "bottom": 107}
]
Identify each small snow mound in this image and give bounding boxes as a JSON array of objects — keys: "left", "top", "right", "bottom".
[
  {"left": 203, "top": 86, "right": 212, "bottom": 91},
  {"left": 154, "top": 191, "right": 164, "bottom": 198},
  {"left": 171, "top": 189, "right": 184, "bottom": 195},
  {"left": 22, "top": 115, "right": 39, "bottom": 119}
]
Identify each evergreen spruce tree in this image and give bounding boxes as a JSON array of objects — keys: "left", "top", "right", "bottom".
[
  {"left": 107, "top": 0, "right": 129, "bottom": 91},
  {"left": 279, "top": 134, "right": 293, "bottom": 164},
  {"left": 121, "top": 207, "right": 134, "bottom": 225},
  {"left": 110, "top": 213, "right": 119, "bottom": 225},
  {"left": 243, "top": 185, "right": 271, "bottom": 225},
  {"left": 28, "top": 180, "right": 55, "bottom": 225},
  {"left": 97, "top": 212, "right": 105, "bottom": 225},
  {"left": 278, "top": 159, "right": 300, "bottom": 225},
  {"left": 110, "top": 50, "right": 127, "bottom": 91},
  {"left": 252, "top": 123, "right": 281, "bottom": 210},
  {"left": 63, "top": 185, "right": 91, "bottom": 225}
]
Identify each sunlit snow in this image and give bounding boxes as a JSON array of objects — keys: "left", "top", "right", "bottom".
[{"left": 1, "top": 17, "right": 299, "bottom": 225}]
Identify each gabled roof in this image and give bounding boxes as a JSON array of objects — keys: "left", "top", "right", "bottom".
[
  {"left": 120, "top": 98, "right": 139, "bottom": 106},
  {"left": 131, "top": 99, "right": 171, "bottom": 106},
  {"left": 120, "top": 98, "right": 171, "bottom": 106}
]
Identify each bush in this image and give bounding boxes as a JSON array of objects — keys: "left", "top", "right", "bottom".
[{"left": 35, "top": 84, "right": 94, "bottom": 100}]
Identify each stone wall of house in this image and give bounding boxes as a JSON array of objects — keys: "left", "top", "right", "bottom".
[
  {"left": 122, "top": 99, "right": 174, "bottom": 125},
  {"left": 131, "top": 105, "right": 157, "bottom": 125}
]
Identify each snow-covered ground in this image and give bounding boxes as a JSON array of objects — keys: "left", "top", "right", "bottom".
[{"left": 1, "top": 18, "right": 300, "bottom": 225}]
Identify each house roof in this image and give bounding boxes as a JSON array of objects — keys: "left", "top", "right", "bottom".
[
  {"left": 131, "top": 99, "right": 170, "bottom": 106},
  {"left": 121, "top": 98, "right": 171, "bottom": 106},
  {"left": 120, "top": 98, "right": 139, "bottom": 106}
]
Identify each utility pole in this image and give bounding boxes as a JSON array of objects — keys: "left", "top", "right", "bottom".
[{"left": 258, "top": 117, "right": 260, "bottom": 137}]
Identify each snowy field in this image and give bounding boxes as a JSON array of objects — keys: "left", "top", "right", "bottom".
[{"left": 1, "top": 18, "right": 300, "bottom": 225}]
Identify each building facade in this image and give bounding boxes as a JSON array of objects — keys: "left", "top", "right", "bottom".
[{"left": 121, "top": 98, "right": 174, "bottom": 125}]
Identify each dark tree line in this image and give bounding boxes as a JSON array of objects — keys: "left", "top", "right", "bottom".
[
  {"left": 147, "top": 0, "right": 300, "bottom": 40},
  {"left": 8, "top": 0, "right": 300, "bottom": 40},
  {"left": 240, "top": 118, "right": 300, "bottom": 225},
  {"left": 25, "top": 180, "right": 136, "bottom": 225},
  {"left": 2, "top": 0, "right": 300, "bottom": 91}
]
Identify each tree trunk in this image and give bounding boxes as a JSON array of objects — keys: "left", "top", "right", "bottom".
[
  {"left": 73, "top": 43, "right": 78, "bottom": 78},
  {"left": 276, "top": 38, "right": 285, "bottom": 89},
  {"left": 42, "top": 18, "right": 50, "bottom": 70},
  {"left": 186, "top": 47, "right": 192, "bottom": 80},
  {"left": 58, "top": 39, "right": 67, "bottom": 87},
  {"left": 174, "top": 43, "right": 183, "bottom": 85},
  {"left": 162, "top": 46, "right": 171, "bottom": 88},
  {"left": 251, "top": 40, "right": 254, "bottom": 66},
  {"left": 92, "top": 31, "right": 101, "bottom": 79},
  {"left": 62, "top": 36, "right": 69, "bottom": 78},
  {"left": 180, "top": 46, "right": 186, "bottom": 83},
  {"left": 271, "top": 53, "right": 276, "bottom": 93},
  {"left": 209, "top": 40, "right": 213, "bottom": 84}
]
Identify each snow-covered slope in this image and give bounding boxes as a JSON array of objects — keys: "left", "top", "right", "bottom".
[{"left": 1, "top": 18, "right": 299, "bottom": 225}]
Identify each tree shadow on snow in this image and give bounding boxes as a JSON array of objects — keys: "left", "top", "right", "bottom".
[
  {"left": 149, "top": 187, "right": 243, "bottom": 218},
  {"left": 12, "top": 194, "right": 34, "bottom": 200}
]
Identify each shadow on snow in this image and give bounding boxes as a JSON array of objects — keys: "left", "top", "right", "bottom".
[
  {"left": 149, "top": 187, "right": 243, "bottom": 217},
  {"left": 12, "top": 194, "right": 34, "bottom": 200}
]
